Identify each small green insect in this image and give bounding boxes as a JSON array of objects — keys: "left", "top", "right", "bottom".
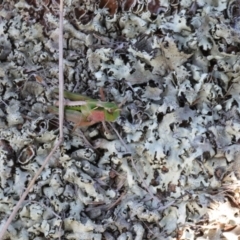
[{"left": 47, "top": 89, "right": 120, "bottom": 129}]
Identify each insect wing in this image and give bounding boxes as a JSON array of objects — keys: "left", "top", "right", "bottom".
[
  {"left": 53, "top": 88, "right": 92, "bottom": 101},
  {"left": 48, "top": 106, "right": 84, "bottom": 124}
]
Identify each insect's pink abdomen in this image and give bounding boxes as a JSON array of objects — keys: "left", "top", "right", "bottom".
[{"left": 88, "top": 110, "right": 105, "bottom": 122}]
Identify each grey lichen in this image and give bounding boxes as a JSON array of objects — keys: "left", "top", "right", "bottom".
[{"left": 1, "top": 0, "right": 240, "bottom": 239}]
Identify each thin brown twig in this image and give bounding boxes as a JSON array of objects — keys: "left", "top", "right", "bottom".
[
  {"left": 58, "top": 0, "right": 64, "bottom": 141},
  {"left": 0, "top": 0, "right": 64, "bottom": 238},
  {"left": 0, "top": 140, "right": 62, "bottom": 239}
]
